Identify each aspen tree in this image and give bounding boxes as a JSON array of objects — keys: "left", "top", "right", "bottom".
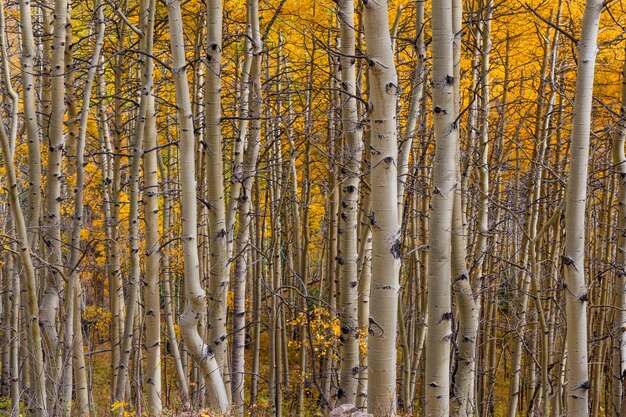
[
  {"left": 397, "top": 0, "right": 426, "bottom": 217},
  {"left": 109, "top": 21, "right": 127, "bottom": 398},
  {"left": 113, "top": 1, "right": 155, "bottom": 408},
  {"left": 143, "top": 77, "right": 162, "bottom": 417},
  {"left": 205, "top": 0, "right": 230, "bottom": 386},
  {"left": 0, "top": 5, "right": 18, "bottom": 409},
  {"left": 226, "top": 30, "right": 253, "bottom": 255},
  {"left": 562, "top": 1, "right": 602, "bottom": 416},
  {"left": 19, "top": 0, "right": 42, "bottom": 240},
  {"left": 449, "top": 0, "right": 478, "bottom": 414},
  {"left": 0, "top": 68, "right": 47, "bottom": 417},
  {"left": 425, "top": 0, "right": 458, "bottom": 416},
  {"left": 504, "top": 12, "right": 565, "bottom": 415},
  {"left": 361, "top": 0, "right": 401, "bottom": 413},
  {"left": 158, "top": 153, "right": 191, "bottom": 409},
  {"left": 40, "top": 0, "right": 68, "bottom": 402},
  {"left": 165, "top": 0, "right": 230, "bottom": 412},
  {"left": 613, "top": 43, "right": 626, "bottom": 417},
  {"left": 230, "top": 0, "right": 263, "bottom": 412},
  {"left": 337, "top": 0, "right": 362, "bottom": 404},
  {"left": 7, "top": 233, "right": 19, "bottom": 413},
  {"left": 63, "top": 1, "right": 105, "bottom": 414},
  {"left": 451, "top": 1, "right": 490, "bottom": 414},
  {"left": 1, "top": 254, "right": 10, "bottom": 398}
]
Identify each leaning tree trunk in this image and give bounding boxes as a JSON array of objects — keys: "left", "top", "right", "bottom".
[
  {"left": 361, "top": 0, "right": 401, "bottom": 414},
  {"left": 165, "top": 0, "right": 230, "bottom": 412},
  {"left": 18, "top": 0, "right": 42, "bottom": 241},
  {"left": 562, "top": 1, "right": 602, "bottom": 417},
  {"left": 425, "top": 0, "right": 458, "bottom": 416},
  {"left": 0, "top": 109, "right": 47, "bottom": 417},
  {"left": 337, "top": 0, "right": 363, "bottom": 405}
]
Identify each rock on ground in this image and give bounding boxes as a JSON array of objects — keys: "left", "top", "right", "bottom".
[{"left": 329, "top": 403, "right": 373, "bottom": 417}]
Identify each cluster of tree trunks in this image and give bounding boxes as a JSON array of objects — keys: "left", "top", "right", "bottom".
[{"left": 0, "top": 0, "right": 622, "bottom": 416}]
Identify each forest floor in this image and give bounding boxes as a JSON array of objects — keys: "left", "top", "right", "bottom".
[{"left": 0, "top": 332, "right": 513, "bottom": 416}]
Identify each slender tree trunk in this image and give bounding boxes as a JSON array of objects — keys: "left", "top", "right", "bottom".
[
  {"left": 158, "top": 154, "right": 191, "bottom": 409},
  {"left": 114, "top": 1, "right": 155, "bottom": 408},
  {"left": 41, "top": 1, "right": 69, "bottom": 406},
  {"left": 19, "top": 0, "right": 42, "bottom": 242},
  {"left": 230, "top": 0, "right": 262, "bottom": 413},
  {"left": 562, "top": 1, "right": 602, "bottom": 416},
  {"left": 0, "top": 102, "right": 47, "bottom": 417},
  {"left": 614, "top": 43, "right": 626, "bottom": 417},
  {"left": 337, "top": 0, "right": 362, "bottom": 404},
  {"left": 165, "top": 1, "right": 229, "bottom": 412},
  {"left": 143, "top": 73, "right": 162, "bottom": 417},
  {"left": 205, "top": 0, "right": 230, "bottom": 391},
  {"left": 425, "top": 0, "right": 458, "bottom": 415}
]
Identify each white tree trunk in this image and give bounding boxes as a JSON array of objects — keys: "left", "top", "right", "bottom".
[
  {"left": 205, "top": 0, "right": 230, "bottom": 390},
  {"left": 562, "top": 1, "right": 602, "bottom": 416},
  {"left": 114, "top": 1, "right": 155, "bottom": 406},
  {"left": 41, "top": 1, "right": 68, "bottom": 404},
  {"left": 613, "top": 43, "right": 626, "bottom": 417},
  {"left": 362, "top": 0, "right": 401, "bottom": 414},
  {"left": 337, "top": 0, "right": 363, "bottom": 405},
  {"left": 425, "top": 0, "right": 458, "bottom": 415},
  {"left": 0, "top": 109, "right": 47, "bottom": 417},
  {"left": 143, "top": 82, "right": 162, "bottom": 417},
  {"left": 165, "top": 1, "right": 230, "bottom": 412}
]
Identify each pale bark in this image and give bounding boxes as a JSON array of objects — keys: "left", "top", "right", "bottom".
[
  {"left": 362, "top": 0, "right": 401, "bottom": 413},
  {"left": 614, "top": 43, "right": 626, "bottom": 417},
  {"left": 165, "top": 0, "right": 229, "bottom": 412},
  {"left": 562, "top": 1, "right": 602, "bottom": 416},
  {"left": 158, "top": 154, "right": 191, "bottom": 409},
  {"left": 425, "top": 0, "right": 458, "bottom": 415},
  {"left": 19, "top": 0, "right": 42, "bottom": 240},
  {"left": 143, "top": 87, "right": 162, "bottom": 416},
  {"left": 40, "top": 0, "right": 68, "bottom": 403},
  {"left": 0, "top": 98, "right": 47, "bottom": 417},
  {"left": 397, "top": 0, "right": 426, "bottom": 219},
  {"left": 205, "top": 0, "right": 230, "bottom": 387},
  {"left": 337, "top": 0, "right": 362, "bottom": 404},
  {"left": 230, "top": 0, "right": 262, "bottom": 413},
  {"left": 114, "top": 0, "right": 155, "bottom": 406},
  {"left": 226, "top": 29, "right": 253, "bottom": 255},
  {"left": 62, "top": 1, "right": 105, "bottom": 414}
]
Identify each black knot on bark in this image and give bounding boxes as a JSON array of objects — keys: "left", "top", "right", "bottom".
[
  {"left": 390, "top": 239, "right": 401, "bottom": 259},
  {"left": 579, "top": 293, "right": 588, "bottom": 302},
  {"left": 385, "top": 82, "right": 398, "bottom": 95}
]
